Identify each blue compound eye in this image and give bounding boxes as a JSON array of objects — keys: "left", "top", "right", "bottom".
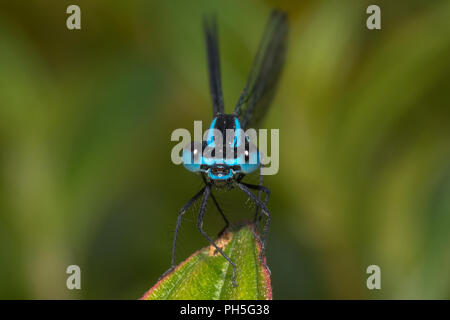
[
  {"left": 182, "top": 141, "right": 203, "bottom": 172},
  {"left": 238, "top": 142, "right": 261, "bottom": 174}
]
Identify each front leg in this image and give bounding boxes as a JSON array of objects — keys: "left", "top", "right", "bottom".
[
  {"left": 159, "top": 186, "right": 206, "bottom": 280},
  {"left": 237, "top": 182, "right": 271, "bottom": 275},
  {"left": 202, "top": 175, "right": 229, "bottom": 236},
  {"left": 253, "top": 165, "right": 265, "bottom": 226},
  {"left": 246, "top": 173, "right": 271, "bottom": 228},
  {"left": 197, "top": 184, "right": 238, "bottom": 287}
]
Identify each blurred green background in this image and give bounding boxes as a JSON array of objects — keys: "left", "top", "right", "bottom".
[{"left": 0, "top": 0, "right": 449, "bottom": 299}]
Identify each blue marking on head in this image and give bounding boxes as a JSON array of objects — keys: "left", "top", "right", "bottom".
[
  {"left": 208, "top": 170, "right": 233, "bottom": 180},
  {"left": 206, "top": 117, "right": 217, "bottom": 147},
  {"left": 231, "top": 118, "right": 242, "bottom": 148}
]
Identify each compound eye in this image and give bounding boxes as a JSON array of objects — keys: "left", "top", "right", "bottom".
[
  {"left": 240, "top": 141, "right": 257, "bottom": 163},
  {"left": 240, "top": 142, "right": 260, "bottom": 174},
  {"left": 182, "top": 141, "right": 203, "bottom": 172}
]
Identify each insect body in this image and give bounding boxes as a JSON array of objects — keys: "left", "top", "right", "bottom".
[{"left": 164, "top": 10, "right": 288, "bottom": 287}]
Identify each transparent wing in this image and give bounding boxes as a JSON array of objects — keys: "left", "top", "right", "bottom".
[
  {"left": 203, "top": 15, "right": 225, "bottom": 115},
  {"left": 234, "top": 10, "right": 288, "bottom": 129}
]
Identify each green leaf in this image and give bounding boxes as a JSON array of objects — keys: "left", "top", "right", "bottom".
[{"left": 141, "top": 223, "right": 272, "bottom": 300}]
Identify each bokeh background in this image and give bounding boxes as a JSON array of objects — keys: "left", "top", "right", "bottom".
[{"left": 0, "top": 0, "right": 449, "bottom": 299}]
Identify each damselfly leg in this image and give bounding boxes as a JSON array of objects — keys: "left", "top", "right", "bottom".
[
  {"left": 253, "top": 165, "right": 270, "bottom": 228},
  {"left": 202, "top": 175, "right": 229, "bottom": 236},
  {"left": 237, "top": 182, "right": 271, "bottom": 275},
  {"left": 210, "top": 192, "right": 229, "bottom": 236},
  {"left": 159, "top": 187, "right": 206, "bottom": 280},
  {"left": 162, "top": 179, "right": 234, "bottom": 284},
  {"left": 197, "top": 185, "right": 238, "bottom": 287}
]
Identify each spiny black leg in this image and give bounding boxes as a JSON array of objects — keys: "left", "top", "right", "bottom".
[
  {"left": 202, "top": 175, "right": 229, "bottom": 236},
  {"left": 244, "top": 182, "right": 271, "bottom": 219},
  {"left": 242, "top": 182, "right": 270, "bottom": 248},
  {"left": 237, "top": 182, "right": 271, "bottom": 275},
  {"left": 253, "top": 166, "right": 269, "bottom": 228},
  {"left": 241, "top": 181, "right": 271, "bottom": 251},
  {"left": 159, "top": 186, "right": 206, "bottom": 280},
  {"left": 197, "top": 185, "right": 238, "bottom": 287}
]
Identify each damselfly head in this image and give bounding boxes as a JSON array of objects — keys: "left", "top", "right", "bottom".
[{"left": 182, "top": 115, "right": 261, "bottom": 183}]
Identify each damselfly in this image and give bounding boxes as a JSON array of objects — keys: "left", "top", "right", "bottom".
[{"left": 164, "top": 10, "right": 288, "bottom": 287}]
